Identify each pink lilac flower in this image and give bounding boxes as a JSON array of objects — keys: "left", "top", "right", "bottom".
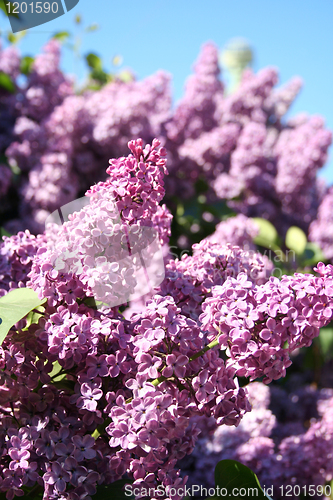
[
  {"left": 72, "top": 435, "right": 96, "bottom": 461},
  {"left": 1, "top": 140, "right": 333, "bottom": 499},
  {"left": 43, "top": 461, "right": 71, "bottom": 493}
]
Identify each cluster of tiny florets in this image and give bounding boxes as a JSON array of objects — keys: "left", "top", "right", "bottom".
[
  {"left": 1, "top": 139, "right": 333, "bottom": 499},
  {"left": 1, "top": 40, "right": 332, "bottom": 240}
]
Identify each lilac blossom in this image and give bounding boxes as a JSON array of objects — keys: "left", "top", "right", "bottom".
[
  {"left": 1, "top": 140, "right": 333, "bottom": 500},
  {"left": 182, "top": 383, "right": 333, "bottom": 499},
  {"left": 72, "top": 435, "right": 96, "bottom": 461},
  {"left": 43, "top": 461, "right": 71, "bottom": 493},
  {"left": 1, "top": 39, "right": 331, "bottom": 242}
]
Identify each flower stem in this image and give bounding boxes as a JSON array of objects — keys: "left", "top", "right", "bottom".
[{"left": 150, "top": 333, "right": 221, "bottom": 387}]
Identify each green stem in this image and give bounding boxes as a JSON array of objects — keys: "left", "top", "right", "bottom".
[
  {"left": 189, "top": 336, "right": 220, "bottom": 361},
  {"left": 31, "top": 308, "right": 46, "bottom": 316},
  {"left": 151, "top": 375, "right": 167, "bottom": 386},
  {"left": 10, "top": 402, "right": 20, "bottom": 425},
  {"left": 26, "top": 483, "right": 44, "bottom": 497},
  {"left": 149, "top": 332, "right": 222, "bottom": 389},
  {"left": 124, "top": 331, "right": 222, "bottom": 404}
]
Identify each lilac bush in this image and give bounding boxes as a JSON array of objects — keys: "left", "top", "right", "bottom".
[
  {"left": 182, "top": 382, "right": 333, "bottom": 499},
  {"left": 1, "top": 31, "right": 333, "bottom": 500},
  {"left": 0, "top": 230, "right": 46, "bottom": 297},
  {"left": 1, "top": 140, "right": 333, "bottom": 499},
  {"left": 0, "top": 39, "right": 332, "bottom": 247}
]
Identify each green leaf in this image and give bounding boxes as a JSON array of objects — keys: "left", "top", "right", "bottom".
[
  {"left": 86, "top": 52, "right": 103, "bottom": 71},
  {"left": 49, "top": 360, "right": 62, "bottom": 378},
  {"left": 7, "top": 30, "right": 26, "bottom": 44},
  {"left": 83, "top": 297, "right": 98, "bottom": 309},
  {"left": 117, "top": 70, "right": 133, "bottom": 83},
  {"left": 94, "top": 479, "right": 134, "bottom": 500},
  {"left": 0, "top": 0, "right": 20, "bottom": 18},
  {"left": 84, "top": 83, "right": 102, "bottom": 91},
  {"left": 85, "top": 23, "right": 99, "bottom": 32},
  {"left": 252, "top": 218, "right": 278, "bottom": 248},
  {"left": 23, "top": 305, "right": 44, "bottom": 330},
  {"left": 14, "top": 485, "right": 44, "bottom": 499},
  {"left": 252, "top": 217, "right": 283, "bottom": 255},
  {"left": 0, "top": 72, "right": 15, "bottom": 93},
  {"left": 82, "top": 297, "right": 107, "bottom": 310},
  {"left": 10, "top": 162, "right": 20, "bottom": 176},
  {"left": 285, "top": 226, "right": 307, "bottom": 255},
  {"left": 7, "top": 32, "right": 16, "bottom": 43},
  {"left": 20, "top": 56, "right": 34, "bottom": 75},
  {"left": 91, "top": 428, "right": 100, "bottom": 439},
  {"left": 0, "top": 288, "right": 46, "bottom": 344},
  {"left": 90, "top": 68, "right": 109, "bottom": 85},
  {"left": 0, "top": 227, "right": 11, "bottom": 239},
  {"left": 214, "top": 460, "right": 270, "bottom": 499},
  {"left": 318, "top": 327, "right": 333, "bottom": 359},
  {"left": 75, "top": 13, "right": 82, "bottom": 24},
  {"left": 49, "top": 360, "right": 66, "bottom": 381},
  {"left": 302, "top": 242, "right": 326, "bottom": 265},
  {"left": 112, "top": 54, "right": 123, "bottom": 66},
  {"left": 195, "top": 177, "right": 209, "bottom": 195},
  {"left": 183, "top": 198, "right": 202, "bottom": 219},
  {"left": 208, "top": 200, "right": 235, "bottom": 219},
  {"left": 53, "top": 379, "right": 75, "bottom": 392},
  {"left": 53, "top": 31, "right": 71, "bottom": 42}
]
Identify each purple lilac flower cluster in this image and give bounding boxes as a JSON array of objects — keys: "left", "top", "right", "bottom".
[
  {"left": 170, "top": 53, "right": 329, "bottom": 233},
  {"left": 0, "top": 43, "right": 20, "bottom": 152},
  {"left": 274, "top": 115, "right": 331, "bottom": 228},
  {"left": 0, "top": 230, "right": 46, "bottom": 297},
  {"left": 0, "top": 43, "right": 20, "bottom": 223},
  {"left": 30, "top": 138, "right": 171, "bottom": 309},
  {"left": 264, "top": 76, "right": 303, "bottom": 120},
  {"left": 4, "top": 42, "right": 171, "bottom": 233},
  {"left": 205, "top": 214, "right": 259, "bottom": 249},
  {"left": 0, "top": 164, "right": 12, "bottom": 198},
  {"left": 1, "top": 40, "right": 332, "bottom": 241},
  {"left": 2, "top": 40, "right": 74, "bottom": 234},
  {"left": 1, "top": 140, "right": 333, "bottom": 499},
  {"left": 157, "top": 239, "right": 272, "bottom": 322},
  {"left": 200, "top": 263, "right": 333, "bottom": 383},
  {"left": 17, "top": 39, "right": 72, "bottom": 122},
  {"left": 124, "top": 222, "right": 272, "bottom": 325},
  {"left": 182, "top": 382, "right": 333, "bottom": 499}
]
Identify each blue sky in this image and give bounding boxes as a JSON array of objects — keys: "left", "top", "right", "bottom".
[{"left": 1, "top": 0, "right": 333, "bottom": 182}]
